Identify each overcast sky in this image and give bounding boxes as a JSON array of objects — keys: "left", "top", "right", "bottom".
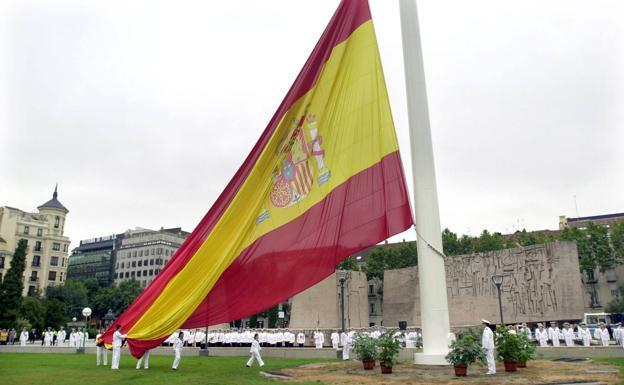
[{"left": 1, "top": 0, "right": 623, "bottom": 249}]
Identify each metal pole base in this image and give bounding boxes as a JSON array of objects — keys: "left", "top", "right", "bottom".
[{"left": 414, "top": 353, "right": 448, "bottom": 365}]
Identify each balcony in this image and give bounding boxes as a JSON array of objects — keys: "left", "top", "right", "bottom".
[
  {"left": 31, "top": 262, "right": 41, "bottom": 268},
  {"left": 29, "top": 276, "right": 39, "bottom": 282}
]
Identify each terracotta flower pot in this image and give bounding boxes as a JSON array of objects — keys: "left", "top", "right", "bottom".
[
  {"left": 380, "top": 363, "right": 393, "bottom": 374},
  {"left": 504, "top": 359, "right": 517, "bottom": 372},
  {"left": 362, "top": 359, "right": 375, "bottom": 370},
  {"left": 517, "top": 360, "right": 526, "bottom": 368},
  {"left": 453, "top": 364, "right": 467, "bottom": 376}
]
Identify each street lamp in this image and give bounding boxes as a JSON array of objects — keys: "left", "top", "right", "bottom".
[
  {"left": 491, "top": 275, "right": 504, "bottom": 325},
  {"left": 82, "top": 307, "right": 92, "bottom": 349},
  {"left": 337, "top": 270, "right": 349, "bottom": 333}
]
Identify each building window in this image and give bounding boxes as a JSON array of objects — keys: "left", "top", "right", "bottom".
[
  {"left": 155, "top": 269, "right": 160, "bottom": 275},
  {"left": 54, "top": 216, "right": 60, "bottom": 228},
  {"left": 131, "top": 271, "right": 135, "bottom": 277},
  {"left": 24, "top": 226, "right": 30, "bottom": 235},
  {"left": 158, "top": 248, "right": 163, "bottom": 255},
  {"left": 121, "top": 262, "right": 125, "bottom": 269},
  {"left": 28, "top": 286, "right": 36, "bottom": 296},
  {"left": 61, "top": 258, "right": 66, "bottom": 267},
  {"left": 132, "top": 261, "right": 136, "bottom": 268},
  {"left": 151, "top": 248, "right": 155, "bottom": 255},
  {"left": 32, "top": 255, "right": 41, "bottom": 267},
  {"left": 125, "top": 272, "right": 129, "bottom": 278},
  {"left": 149, "top": 269, "right": 154, "bottom": 276},
  {"left": 139, "top": 250, "right": 143, "bottom": 257},
  {"left": 114, "top": 273, "right": 118, "bottom": 279},
  {"left": 0, "top": 256, "right": 4, "bottom": 269},
  {"left": 144, "top": 259, "right": 148, "bottom": 266},
  {"left": 143, "top": 270, "right": 148, "bottom": 276},
  {"left": 60, "top": 272, "right": 64, "bottom": 282},
  {"left": 369, "top": 303, "right": 375, "bottom": 315},
  {"left": 37, "top": 228, "right": 43, "bottom": 236},
  {"left": 150, "top": 259, "right": 154, "bottom": 266},
  {"left": 128, "top": 252, "right": 132, "bottom": 258},
  {"left": 48, "top": 271, "right": 56, "bottom": 281},
  {"left": 369, "top": 284, "right": 374, "bottom": 294},
  {"left": 34, "top": 241, "right": 42, "bottom": 252},
  {"left": 50, "top": 256, "right": 59, "bottom": 266},
  {"left": 52, "top": 243, "right": 61, "bottom": 251},
  {"left": 133, "top": 251, "right": 137, "bottom": 258},
  {"left": 138, "top": 260, "right": 142, "bottom": 267},
  {"left": 63, "top": 244, "right": 68, "bottom": 252}
]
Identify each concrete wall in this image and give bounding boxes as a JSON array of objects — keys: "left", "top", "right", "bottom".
[
  {"left": 289, "top": 271, "right": 368, "bottom": 329},
  {"left": 384, "top": 241, "right": 585, "bottom": 327}
]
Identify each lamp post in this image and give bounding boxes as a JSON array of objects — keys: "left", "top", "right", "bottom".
[
  {"left": 80, "top": 307, "right": 92, "bottom": 353},
  {"left": 337, "top": 270, "right": 349, "bottom": 333},
  {"left": 491, "top": 275, "right": 504, "bottom": 325}
]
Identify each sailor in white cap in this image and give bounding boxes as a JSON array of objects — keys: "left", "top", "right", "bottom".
[
  {"left": 535, "top": 323, "right": 548, "bottom": 347},
  {"left": 579, "top": 323, "right": 591, "bottom": 346},
  {"left": 481, "top": 320, "right": 495, "bottom": 375}
]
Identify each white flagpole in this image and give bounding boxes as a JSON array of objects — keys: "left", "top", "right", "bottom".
[{"left": 399, "top": 0, "right": 451, "bottom": 365}]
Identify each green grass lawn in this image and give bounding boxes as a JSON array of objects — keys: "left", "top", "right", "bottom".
[
  {"left": 0, "top": 353, "right": 328, "bottom": 385},
  {"left": 595, "top": 358, "right": 624, "bottom": 374}
]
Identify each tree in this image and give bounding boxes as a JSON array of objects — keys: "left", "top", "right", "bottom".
[
  {"left": 46, "top": 280, "right": 88, "bottom": 319},
  {"left": 472, "top": 230, "right": 510, "bottom": 253},
  {"left": 92, "top": 279, "right": 142, "bottom": 318},
  {"left": 561, "top": 223, "right": 616, "bottom": 274},
  {"left": 336, "top": 256, "right": 359, "bottom": 271},
  {"left": 44, "top": 298, "right": 66, "bottom": 328},
  {"left": 20, "top": 296, "right": 45, "bottom": 331},
  {"left": 610, "top": 221, "right": 624, "bottom": 262},
  {"left": 0, "top": 239, "right": 28, "bottom": 328},
  {"left": 605, "top": 281, "right": 624, "bottom": 313},
  {"left": 363, "top": 243, "right": 417, "bottom": 280},
  {"left": 363, "top": 246, "right": 391, "bottom": 280}
]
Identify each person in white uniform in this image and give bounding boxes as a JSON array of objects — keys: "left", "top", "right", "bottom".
[
  {"left": 95, "top": 329, "right": 108, "bottom": 366},
  {"left": 43, "top": 327, "right": 53, "bottom": 347},
  {"left": 330, "top": 330, "right": 340, "bottom": 350},
  {"left": 481, "top": 320, "right": 495, "bottom": 375},
  {"left": 562, "top": 323, "right": 574, "bottom": 347},
  {"left": 314, "top": 331, "right": 324, "bottom": 349},
  {"left": 548, "top": 322, "right": 560, "bottom": 347},
  {"left": 135, "top": 349, "right": 150, "bottom": 369},
  {"left": 595, "top": 323, "right": 610, "bottom": 346},
  {"left": 19, "top": 328, "right": 29, "bottom": 347},
  {"left": 246, "top": 333, "right": 265, "bottom": 367},
  {"left": 535, "top": 324, "right": 548, "bottom": 347},
  {"left": 340, "top": 330, "right": 351, "bottom": 360},
  {"left": 613, "top": 323, "right": 622, "bottom": 346},
  {"left": 296, "top": 331, "right": 305, "bottom": 347},
  {"left": 58, "top": 327, "right": 66, "bottom": 346},
  {"left": 111, "top": 325, "right": 128, "bottom": 370},
  {"left": 172, "top": 331, "right": 184, "bottom": 370},
  {"left": 579, "top": 323, "right": 592, "bottom": 346}
]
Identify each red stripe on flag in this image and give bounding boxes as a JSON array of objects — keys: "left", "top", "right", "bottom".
[{"left": 182, "top": 151, "right": 412, "bottom": 328}]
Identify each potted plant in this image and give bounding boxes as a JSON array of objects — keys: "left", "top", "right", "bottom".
[
  {"left": 494, "top": 326, "right": 521, "bottom": 372},
  {"left": 377, "top": 332, "right": 401, "bottom": 374},
  {"left": 352, "top": 334, "right": 377, "bottom": 370},
  {"left": 516, "top": 333, "right": 536, "bottom": 368},
  {"left": 445, "top": 331, "right": 486, "bottom": 376}
]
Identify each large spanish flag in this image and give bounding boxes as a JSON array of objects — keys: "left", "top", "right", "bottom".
[{"left": 103, "top": 0, "right": 413, "bottom": 357}]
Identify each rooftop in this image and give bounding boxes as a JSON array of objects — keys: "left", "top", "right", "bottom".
[{"left": 37, "top": 185, "right": 68, "bottom": 213}]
